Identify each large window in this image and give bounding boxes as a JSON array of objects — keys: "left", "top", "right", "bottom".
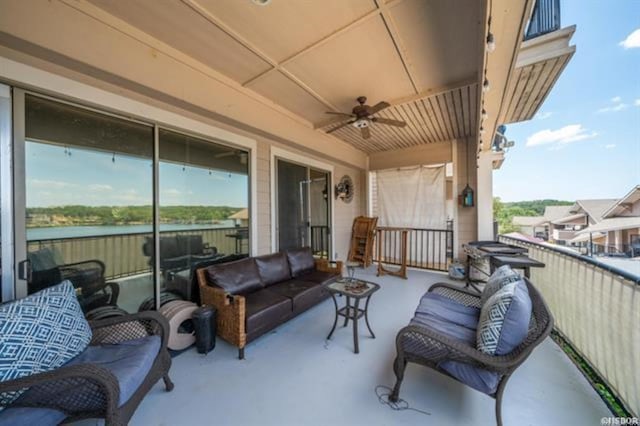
[
  {"left": 157, "top": 129, "right": 249, "bottom": 302},
  {"left": 12, "top": 93, "right": 250, "bottom": 313}
]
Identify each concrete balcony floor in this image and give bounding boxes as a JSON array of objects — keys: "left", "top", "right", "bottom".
[{"left": 93, "top": 267, "right": 610, "bottom": 425}]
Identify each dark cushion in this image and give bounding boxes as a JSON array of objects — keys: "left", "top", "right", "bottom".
[
  {"left": 254, "top": 252, "right": 291, "bottom": 286},
  {"left": 67, "top": 335, "right": 161, "bottom": 406},
  {"left": 244, "top": 289, "right": 292, "bottom": 339},
  {"left": 159, "top": 237, "right": 180, "bottom": 259},
  {"left": 268, "top": 280, "right": 328, "bottom": 314},
  {"left": 296, "top": 269, "right": 339, "bottom": 286},
  {"left": 177, "top": 235, "right": 204, "bottom": 256},
  {"left": 285, "top": 247, "right": 315, "bottom": 278},
  {"left": 205, "top": 258, "right": 264, "bottom": 295}
]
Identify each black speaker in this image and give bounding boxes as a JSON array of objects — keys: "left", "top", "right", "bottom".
[{"left": 192, "top": 306, "right": 217, "bottom": 354}]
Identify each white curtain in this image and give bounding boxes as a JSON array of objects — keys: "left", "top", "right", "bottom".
[{"left": 376, "top": 165, "right": 446, "bottom": 229}]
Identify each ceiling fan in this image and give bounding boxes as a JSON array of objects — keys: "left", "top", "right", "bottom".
[{"left": 324, "top": 96, "right": 406, "bottom": 139}]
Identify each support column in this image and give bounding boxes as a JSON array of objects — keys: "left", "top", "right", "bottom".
[
  {"left": 476, "top": 150, "right": 495, "bottom": 241},
  {"left": 452, "top": 138, "right": 478, "bottom": 261}
]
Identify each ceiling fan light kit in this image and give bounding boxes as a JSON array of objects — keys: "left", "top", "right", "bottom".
[{"left": 323, "top": 96, "right": 406, "bottom": 140}]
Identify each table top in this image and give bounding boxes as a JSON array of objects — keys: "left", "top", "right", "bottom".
[
  {"left": 491, "top": 255, "right": 545, "bottom": 268},
  {"left": 328, "top": 279, "right": 380, "bottom": 298},
  {"left": 479, "top": 245, "right": 529, "bottom": 255}
]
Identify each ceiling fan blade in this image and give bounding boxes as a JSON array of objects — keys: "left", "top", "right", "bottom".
[
  {"left": 361, "top": 126, "right": 371, "bottom": 139},
  {"left": 373, "top": 117, "right": 406, "bottom": 127},
  {"left": 367, "top": 101, "right": 391, "bottom": 115},
  {"left": 326, "top": 120, "right": 354, "bottom": 134}
]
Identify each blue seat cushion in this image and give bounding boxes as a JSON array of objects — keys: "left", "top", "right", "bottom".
[
  {"left": 0, "top": 407, "right": 66, "bottom": 426},
  {"left": 415, "top": 292, "right": 480, "bottom": 330},
  {"left": 0, "top": 335, "right": 161, "bottom": 426},
  {"left": 407, "top": 291, "right": 499, "bottom": 395},
  {"left": 67, "top": 335, "right": 161, "bottom": 406}
]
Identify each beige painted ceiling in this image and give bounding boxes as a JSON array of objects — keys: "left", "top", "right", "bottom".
[{"left": 87, "top": 0, "right": 482, "bottom": 152}]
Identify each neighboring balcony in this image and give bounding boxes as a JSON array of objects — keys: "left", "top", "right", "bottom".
[{"left": 499, "top": 0, "right": 576, "bottom": 124}]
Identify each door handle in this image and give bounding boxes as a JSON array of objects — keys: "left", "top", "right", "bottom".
[{"left": 18, "top": 259, "right": 32, "bottom": 281}]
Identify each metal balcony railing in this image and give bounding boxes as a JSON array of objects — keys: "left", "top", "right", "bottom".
[
  {"left": 27, "top": 226, "right": 249, "bottom": 280},
  {"left": 373, "top": 222, "right": 454, "bottom": 272},
  {"left": 499, "top": 234, "right": 640, "bottom": 416},
  {"left": 524, "top": 0, "right": 561, "bottom": 40}
]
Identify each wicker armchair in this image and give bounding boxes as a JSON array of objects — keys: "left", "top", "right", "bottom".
[
  {"left": 197, "top": 258, "right": 342, "bottom": 359},
  {"left": 0, "top": 311, "right": 173, "bottom": 426},
  {"left": 390, "top": 280, "right": 553, "bottom": 426}
]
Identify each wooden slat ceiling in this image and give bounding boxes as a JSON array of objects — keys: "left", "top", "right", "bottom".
[
  {"left": 501, "top": 52, "right": 573, "bottom": 124},
  {"left": 322, "top": 83, "right": 479, "bottom": 153},
  {"left": 87, "top": 0, "right": 482, "bottom": 153}
]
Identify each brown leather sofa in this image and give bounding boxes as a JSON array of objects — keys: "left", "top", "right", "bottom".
[{"left": 196, "top": 247, "right": 342, "bottom": 359}]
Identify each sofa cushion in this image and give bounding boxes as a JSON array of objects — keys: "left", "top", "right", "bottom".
[
  {"left": 254, "top": 252, "right": 291, "bottom": 286},
  {"left": 477, "top": 280, "right": 532, "bottom": 355},
  {"left": 415, "top": 292, "right": 480, "bottom": 330},
  {"left": 481, "top": 265, "right": 521, "bottom": 305},
  {"left": 268, "top": 280, "right": 328, "bottom": 314},
  {"left": 244, "top": 289, "right": 292, "bottom": 339},
  {"left": 409, "top": 312, "right": 477, "bottom": 345},
  {"left": 285, "top": 247, "right": 315, "bottom": 278},
  {"left": 438, "top": 360, "right": 500, "bottom": 395},
  {"left": 296, "top": 269, "right": 339, "bottom": 286},
  {"left": 205, "top": 258, "right": 264, "bottom": 295},
  {"left": 0, "top": 407, "right": 66, "bottom": 426},
  {"left": 0, "top": 281, "right": 92, "bottom": 405},
  {"left": 67, "top": 335, "right": 161, "bottom": 406}
]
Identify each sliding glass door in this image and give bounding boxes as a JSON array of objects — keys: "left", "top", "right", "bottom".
[
  {"left": 276, "top": 159, "right": 331, "bottom": 257},
  {"left": 6, "top": 89, "right": 251, "bottom": 312},
  {"left": 0, "top": 84, "right": 11, "bottom": 302}
]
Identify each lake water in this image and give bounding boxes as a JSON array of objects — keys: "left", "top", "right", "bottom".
[{"left": 27, "top": 220, "right": 236, "bottom": 240}]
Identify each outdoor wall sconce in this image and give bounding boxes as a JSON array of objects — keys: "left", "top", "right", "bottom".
[
  {"left": 335, "top": 175, "right": 354, "bottom": 203},
  {"left": 460, "top": 184, "right": 475, "bottom": 208}
]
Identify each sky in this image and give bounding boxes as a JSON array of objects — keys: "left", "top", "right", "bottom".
[
  {"left": 494, "top": 0, "right": 640, "bottom": 202},
  {"left": 26, "top": 142, "right": 249, "bottom": 208}
]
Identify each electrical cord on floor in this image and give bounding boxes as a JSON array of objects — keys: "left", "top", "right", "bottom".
[{"left": 375, "top": 385, "right": 431, "bottom": 416}]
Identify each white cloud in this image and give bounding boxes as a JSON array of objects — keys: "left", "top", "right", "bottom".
[
  {"left": 535, "top": 111, "right": 552, "bottom": 120},
  {"left": 635, "top": 99, "right": 640, "bottom": 107},
  {"left": 620, "top": 28, "right": 640, "bottom": 49},
  {"left": 28, "top": 179, "right": 77, "bottom": 189},
  {"left": 163, "top": 188, "right": 181, "bottom": 196},
  {"left": 605, "top": 144, "right": 616, "bottom": 149},
  {"left": 87, "top": 184, "right": 113, "bottom": 191},
  {"left": 597, "top": 97, "right": 628, "bottom": 113},
  {"left": 526, "top": 124, "right": 598, "bottom": 148}
]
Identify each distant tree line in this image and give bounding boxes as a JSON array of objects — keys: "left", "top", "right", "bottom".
[
  {"left": 494, "top": 198, "right": 573, "bottom": 234},
  {"left": 26, "top": 205, "right": 243, "bottom": 226}
]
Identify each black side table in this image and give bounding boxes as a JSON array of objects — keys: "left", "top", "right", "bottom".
[{"left": 326, "top": 279, "right": 380, "bottom": 354}]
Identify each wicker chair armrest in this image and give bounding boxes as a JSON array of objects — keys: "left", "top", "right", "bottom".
[
  {"left": 428, "top": 283, "right": 483, "bottom": 308},
  {"left": 196, "top": 268, "right": 246, "bottom": 348},
  {"left": 315, "top": 259, "right": 343, "bottom": 274},
  {"left": 59, "top": 259, "right": 106, "bottom": 276},
  {"left": 0, "top": 363, "right": 119, "bottom": 416},
  {"left": 396, "top": 325, "right": 529, "bottom": 372},
  {"left": 89, "top": 311, "right": 169, "bottom": 350}
]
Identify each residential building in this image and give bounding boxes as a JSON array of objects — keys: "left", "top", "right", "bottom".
[{"left": 512, "top": 215, "right": 544, "bottom": 236}]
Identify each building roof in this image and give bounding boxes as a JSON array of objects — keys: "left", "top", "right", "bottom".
[
  {"left": 542, "top": 205, "right": 573, "bottom": 222},
  {"left": 572, "top": 199, "right": 618, "bottom": 223},
  {"left": 602, "top": 185, "right": 640, "bottom": 219},
  {"left": 229, "top": 208, "right": 248, "bottom": 220},
  {"left": 512, "top": 216, "right": 544, "bottom": 226},
  {"left": 576, "top": 216, "right": 640, "bottom": 235}
]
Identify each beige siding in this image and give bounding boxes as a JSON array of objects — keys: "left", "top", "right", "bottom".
[
  {"left": 454, "top": 137, "right": 478, "bottom": 260},
  {"left": 333, "top": 166, "right": 366, "bottom": 261}
]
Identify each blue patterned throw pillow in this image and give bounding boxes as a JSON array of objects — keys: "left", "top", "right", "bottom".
[
  {"left": 477, "top": 280, "right": 532, "bottom": 355},
  {"left": 0, "top": 281, "right": 92, "bottom": 404},
  {"left": 481, "top": 265, "right": 522, "bottom": 305}
]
